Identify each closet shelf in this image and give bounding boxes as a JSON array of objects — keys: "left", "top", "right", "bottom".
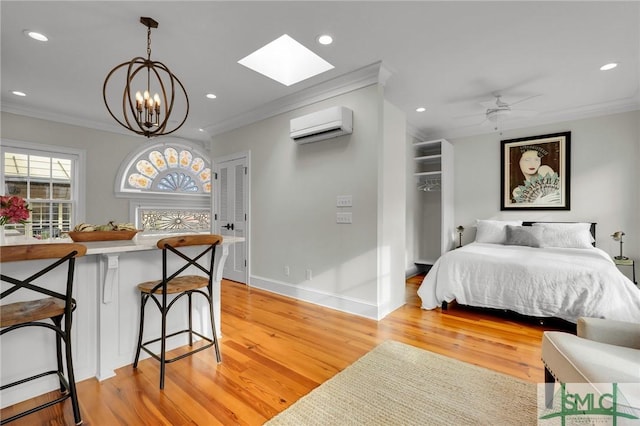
[{"left": 414, "top": 154, "right": 442, "bottom": 164}]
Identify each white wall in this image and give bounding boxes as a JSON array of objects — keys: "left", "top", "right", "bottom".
[
  {"left": 451, "top": 110, "right": 640, "bottom": 266},
  {"left": 211, "top": 84, "right": 407, "bottom": 319},
  {"left": 405, "top": 134, "right": 420, "bottom": 275},
  {"left": 378, "top": 99, "right": 407, "bottom": 317}
]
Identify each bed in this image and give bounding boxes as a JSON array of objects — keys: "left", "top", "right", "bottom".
[{"left": 417, "top": 221, "right": 640, "bottom": 324}]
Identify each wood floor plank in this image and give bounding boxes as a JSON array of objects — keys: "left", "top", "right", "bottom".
[{"left": 1, "top": 275, "right": 573, "bottom": 425}]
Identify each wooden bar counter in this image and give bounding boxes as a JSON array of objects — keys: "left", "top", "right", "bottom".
[{"left": 0, "top": 233, "right": 242, "bottom": 408}]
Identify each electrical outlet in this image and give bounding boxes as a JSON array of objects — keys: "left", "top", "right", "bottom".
[
  {"left": 284, "top": 265, "right": 290, "bottom": 276},
  {"left": 336, "top": 195, "right": 353, "bottom": 207},
  {"left": 336, "top": 212, "right": 352, "bottom": 224},
  {"left": 306, "top": 269, "right": 313, "bottom": 280}
]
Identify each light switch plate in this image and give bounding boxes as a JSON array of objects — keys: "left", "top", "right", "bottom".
[
  {"left": 336, "top": 212, "right": 352, "bottom": 224},
  {"left": 336, "top": 195, "right": 353, "bottom": 207}
]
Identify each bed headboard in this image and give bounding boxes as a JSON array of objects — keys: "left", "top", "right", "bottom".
[{"left": 522, "top": 221, "right": 597, "bottom": 246}]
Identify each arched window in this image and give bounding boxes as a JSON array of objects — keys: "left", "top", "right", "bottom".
[
  {"left": 115, "top": 139, "right": 212, "bottom": 232},
  {"left": 116, "top": 140, "right": 211, "bottom": 197}
]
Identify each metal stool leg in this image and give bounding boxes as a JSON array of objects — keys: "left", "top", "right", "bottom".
[
  {"left": 64, "top": 318, "right": 82, "bottom": 425},
  {"left": 133, "top": 293, "right": 148, "bottom": 368},
  {"left": 188, "top": 292, "right": 194, "bottom": 346},
  {"left": 53, "top": 316, "right": 66, "bottom": 394},
  {"left": 208, "top": 289, "right": 222, "bottom": 363},
  {"left": 159, "top": 292, "right": 167, "bottom": 389}
]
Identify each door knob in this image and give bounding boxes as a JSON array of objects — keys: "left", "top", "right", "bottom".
[{"left": 222, "top": 223, "right": 234, "bottom": 230}]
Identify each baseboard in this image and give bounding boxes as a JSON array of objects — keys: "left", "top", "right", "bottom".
[
  {"left": 405, "top": 265, "right": 419, "bottom": 278},
  {"left": 250, "top": 275, "right": 380, "bottom": 320}
]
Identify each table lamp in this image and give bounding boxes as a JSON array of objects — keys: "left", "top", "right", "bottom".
[
  {"left": 611, "top": 231, "right": 628, "bottom": 260},
  {"left": 456, "top": 226, "right": 465, "bottom": 248}
]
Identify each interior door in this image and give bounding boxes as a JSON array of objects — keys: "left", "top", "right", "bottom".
[{"left": 214, "top": 156, "right": 248, "bottom": 283}]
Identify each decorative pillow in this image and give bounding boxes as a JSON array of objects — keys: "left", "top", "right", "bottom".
[
  {"left": 505, "top": 225, "right": 543, "bottom": 248},
  {"left": 532, "top": 222, "right": 594, "bottom": 249},
  {"left": 475, "top": 220, "right": 523, "bottom": 244}
]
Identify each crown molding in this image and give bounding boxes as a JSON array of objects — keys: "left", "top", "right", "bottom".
[
  {"left": 205, "top": 61, "right": 390, "bottom": 137},
  {"left": 1, "top": 102, "right": 123, "bottom": 135},
  {"left": 406, "top": 122, "right": 429, "bottom": 141},
  {"left": 424, "top": 98, "right": 640, "bottom": 141},
  {"left": 0, "top": 102, "right": 210, "bottom": 144}
]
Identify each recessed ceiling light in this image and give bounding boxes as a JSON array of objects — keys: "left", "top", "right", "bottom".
[
  {"left": 317, "top": 34, "right": 333, "bottom": 45},
  {"left": 23, "top": 30, "right": 48, "bottom": 42},
  {"left": 206, "top": 93, "right": 217, "bottom": 99},
  {"left": 600, "top": 63, "right": 618, "bottom": 71},
  {"left": 11, "top": 91, "right": 26, "bottom": 97},
  {"left": 238, "top": 34, "right": 334, "bottom": 86},
  {"left": 416, "top": 107, "right": 426, "bottom": 112}
]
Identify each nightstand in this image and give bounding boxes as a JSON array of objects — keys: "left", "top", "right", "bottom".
[{"left": 614, "top": 258, "right": 637, "bottom": 285}]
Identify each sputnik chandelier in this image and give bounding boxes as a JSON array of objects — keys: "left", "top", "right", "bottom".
[{"left": 103, "top": 17, "right": 189, "bottom": 138}]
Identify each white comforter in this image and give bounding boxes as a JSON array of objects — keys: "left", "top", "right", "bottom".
[{"left": 417, "top": 242, "right": 640, "bottom": 323}]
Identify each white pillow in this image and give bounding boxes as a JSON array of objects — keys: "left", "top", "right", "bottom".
[
  {"left": 475, "top": 220, "right": 523, "bottom": 244},
  {"left": 505, "top": 225, "right": 543, "bottom": 248},
  {"left": 532, "top": 222, "right": 594, "bottom": 249}
]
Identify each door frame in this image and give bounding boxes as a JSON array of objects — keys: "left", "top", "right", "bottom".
[{"left": 213, "top": 150, "right": 251, "bottom": 285}]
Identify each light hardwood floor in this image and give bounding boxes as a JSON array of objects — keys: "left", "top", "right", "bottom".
[{"left": 1, "top": 276, "right": 573, "bottom": 425}]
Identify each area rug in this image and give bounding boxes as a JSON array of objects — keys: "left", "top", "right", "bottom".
[{"left": 266, "top": 340, "right": 536, "bottom": 425}]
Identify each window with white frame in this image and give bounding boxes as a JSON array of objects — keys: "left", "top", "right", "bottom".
[{"left": 1, "top": 141, "right": 83, "bottom": 238}]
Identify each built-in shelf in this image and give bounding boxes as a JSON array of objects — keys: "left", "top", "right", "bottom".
[
  {"left": 414, "top": 139, "right": 444, "bottom": 180},
  {"left": 414, "top": 154, "right": 442, "bottom": 163}
]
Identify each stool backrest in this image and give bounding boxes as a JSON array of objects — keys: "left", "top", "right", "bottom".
[
  {"left": 1, "top": 243, "right": 87, "bottom": 262},
  {"left": 153, "top": 235, "right": 223, "bottom": 292},
  {"left": 155, "top": 234, "right": 223, "bottom": 250},
  {"left": 1, "top": 243, "right": 87, "bottom": 306}
]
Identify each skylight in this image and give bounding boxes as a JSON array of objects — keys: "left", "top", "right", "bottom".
[{"left": 238, "top": 34, "right": 334, "bottom": 86}]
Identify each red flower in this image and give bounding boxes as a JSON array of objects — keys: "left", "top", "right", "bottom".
[{"left": 0, "top": 196, "right": 31, "bottom": 226}]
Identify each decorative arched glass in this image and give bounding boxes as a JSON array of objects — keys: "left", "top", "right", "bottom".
[{"left": 116, "top": 140, "right": 211, "bottom": 197}]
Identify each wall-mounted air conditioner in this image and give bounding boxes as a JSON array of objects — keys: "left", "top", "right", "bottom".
[{"left": 290, "top": 106, "right": 353, "bottom": 144}]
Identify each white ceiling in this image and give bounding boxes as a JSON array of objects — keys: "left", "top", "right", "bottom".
[{"left": 1, "top": 1, "right": 639, "bottom": 143}]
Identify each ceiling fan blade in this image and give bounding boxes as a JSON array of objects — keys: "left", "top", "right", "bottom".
[
  {"left": 510, "top": 109, "right": 539, "bottom": 117},
  {"left": 479, "top": 99, "right": 499, "bottom": 108},
  {"left": 454, "top": 111, "right": 486, "bottom": 119},
  {"left": 509, "top": 94, "right": 542, "bottom": 107},
  {"left": 453, "top": 112, "right": 486, "bottom": 126},
  {"left": 479, "top": 93, "right": 541, "bottom": 109}
]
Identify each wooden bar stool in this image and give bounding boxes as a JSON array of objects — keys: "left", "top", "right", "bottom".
[
  {"left": 0, "top": 243, "right": 87, "bottom": 425},
  {"left": 133, "top": 234, "right": 223, "bottom": 389}
]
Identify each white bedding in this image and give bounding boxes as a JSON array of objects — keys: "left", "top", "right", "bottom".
[{"left": 417, "top": 242, "right": 640, "bottom": 323}]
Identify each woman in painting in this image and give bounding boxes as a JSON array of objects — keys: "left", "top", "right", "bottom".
[{"left": 512, "top": 145, "right": 561, "bottom": 204}]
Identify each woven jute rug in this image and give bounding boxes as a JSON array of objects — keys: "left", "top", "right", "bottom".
[{"left": 266, "top": 340, "right": 537, "bottom": 425}]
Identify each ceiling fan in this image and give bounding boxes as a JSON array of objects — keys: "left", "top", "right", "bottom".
[{"left": 480, "top": 94, "right": 540, "bottom": 128}]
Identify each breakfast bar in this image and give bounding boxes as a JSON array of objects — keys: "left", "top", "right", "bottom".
[{"left": 0, "top": 234, "right": 242, "bottom": 408}]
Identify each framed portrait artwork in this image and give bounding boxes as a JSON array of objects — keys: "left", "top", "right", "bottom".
[{"left": 500, "top": 131, "right": 571, "bottom": 210}]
